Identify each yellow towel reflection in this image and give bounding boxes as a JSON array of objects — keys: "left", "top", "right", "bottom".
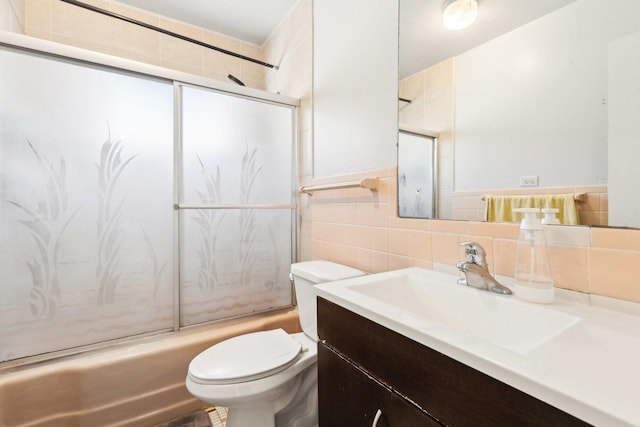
[{"left": 484, "top": 194, "right": 579, "bottom": 225}]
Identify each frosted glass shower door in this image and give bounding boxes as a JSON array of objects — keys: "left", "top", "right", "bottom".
[
  {"left": 398, "top": 131, "right": 436, "bottom": 219},
  {"left": 179, "top": 85, "right": 295, "bottom": 326},
  {"left": 0, "top": 47, "right": 174, "bottom": 361}
]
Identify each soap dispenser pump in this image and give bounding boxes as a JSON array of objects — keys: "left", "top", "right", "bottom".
[
  {"left": 512, "top": 208, "right": 554, "bottom": 304},
  {"left": 541, "top": 208, "right": 560, "bottom": 225}
]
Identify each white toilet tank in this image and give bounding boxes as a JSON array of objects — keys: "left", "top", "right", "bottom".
[{"left": 290, "top": 260, "right": 365, "bottom": 341}]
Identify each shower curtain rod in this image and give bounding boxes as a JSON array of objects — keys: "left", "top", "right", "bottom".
[{"left": 59, "top": 0, "right": 278, "bottom": 70}]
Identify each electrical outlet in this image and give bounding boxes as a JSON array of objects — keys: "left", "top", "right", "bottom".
[{"left": 519, "top": 175, "right": 539, "bottom": 187}]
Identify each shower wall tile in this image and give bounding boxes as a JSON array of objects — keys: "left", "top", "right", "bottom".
[
  {"left": 309, "top": 167, "right": 640, "bottom": 305},
  {"left": 298, "top": 87, "right": 313, "bottom": 131},
  {"left": 51, "top": 0, "right": 110, "bottom": 52},
  {"left": 389, "top": 254, "right": 413, "bottom": 270},
  {"left": 591, "top": 226, "right": 640, "bottom": 251},
  {"left": 589, "top": 248, "right": 640, "bottom": 303},
  {"left": 430, "top": 219, "right": 467, "bottom": 234},
  {"left": 544, "top": 225, "right": 591, "bottom": 247},
  {"left": 371, "top": 251, "right": 390, "bottom": 273},
  {"left": 106, "top": 2, "right": 165, "bottom": 69},
  {"left": 549, "top": 245, "right": 588, "bottom": 292},
  {"left": 343, "top": 225, "right": 357, "bottom": 246},
  {"left": 372, "top": 228, "right": 389, "bottom": 252},
  {"left": 430, "top": 232, "right": 461, "bottom": 265},
  {"left": 356, "top": 226, "right": 373, "bottom": 249},
  {"left": 399, "top": 72, "right": 425, "bottom": 104},
  {"left": 200, "top": 32, "right": 242, "bottom": 83},
  {"left": 1, "top": 1, "right": 13, "bottom": 32},
  {"left": 159, "top": 34, "right": 203, "bottom": 75},
  {"left": 263, "top": 0, "right": 311, "bottom": 99},
  {"left": 241, "top": 59, "right": 266, "bottom": 85},
  {"left": 289, "top": 0, "right": 312, "bottom": 52},
  {"left": 407, "top": 231, "right": 431, "bottom": 260},
  {"left": 299, "top": 127, "right": 313, "bottom": 179},
  {"left": 493, "top": 238, "right": 517, "bottom": 277},
  {"left": 203, "top": 49, "right": 240, "bottom": 83},
  {"left": 372, "top": 203, "right": 390, "bottom": 228},
  {"left": 110, "top": 17, "right": 160, "bottom": 64},
  {"left": 330, "top": 224, "right": 346, "bottom": 245},
  {"left": 395, "top": 217, "right": 429, "bottom": 231},
  {"left": 356, "top": 248, "right": 373, "bottom": 272},
  {"left": 388, "top": 229, "right": 409, "bottom": 256},
  {"left": 1, "top": 0, "right": 25, "bottom": 33},
  {"left": 356, "top": 203, "right": 374, "bottom": 226},
  {"left": 24, "top": 0, "right": 269, "bottom": 89},
  {"left": 158, "top": 20, "right": 203, "bottom": 74},
  {"left": 467, "top": 222, "right": 520, "bottom": 240}
]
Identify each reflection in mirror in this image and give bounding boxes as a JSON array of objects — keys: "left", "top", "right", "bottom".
[
  {"left": 398, "top": 129, "right": 437, "bottom": 219},
  {"left": 399, "top": 0, "right": 640, "bottom": 228}
]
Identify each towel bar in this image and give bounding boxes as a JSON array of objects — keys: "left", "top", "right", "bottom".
[
  {"left": 481, "top": 193, "right": 587, "bottom": 202},
  {"left": 299, "top": 177, "right": 378, "bottom": 194}
]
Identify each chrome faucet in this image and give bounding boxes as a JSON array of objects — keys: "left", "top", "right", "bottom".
[{"left": 456, "top": 242, "right": 512, "bottom": 295}]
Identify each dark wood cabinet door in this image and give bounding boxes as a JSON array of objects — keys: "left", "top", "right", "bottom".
[
  {"left": 318, "top": 343, "right": 442, "bottom": 427},
  {"left": 318, "top": 297, "right": 591, "bottom": 427}
]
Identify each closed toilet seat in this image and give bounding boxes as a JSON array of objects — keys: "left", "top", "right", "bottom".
[{"left": 188, "top": 329, "right": 303, "bottom": 385}]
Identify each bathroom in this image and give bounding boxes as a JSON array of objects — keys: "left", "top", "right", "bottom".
[{"left": 1, "top": 0, "right": 640, "bottom": 426}]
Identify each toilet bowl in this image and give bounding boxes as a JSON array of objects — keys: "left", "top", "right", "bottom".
[{"left": 185, "top": 261, "right": 365, "bottom": 427}]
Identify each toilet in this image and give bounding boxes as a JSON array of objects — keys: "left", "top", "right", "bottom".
[{"left": 185, "top": 261, "right": 365, "bottom": 427}]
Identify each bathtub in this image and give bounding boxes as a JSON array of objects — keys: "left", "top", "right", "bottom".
[{"left": 0, "top": 308, "right": 301, "bottom": 427}]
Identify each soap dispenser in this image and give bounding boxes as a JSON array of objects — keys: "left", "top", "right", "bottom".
[
  {"left": 541, "top": 208, "right": 560, "bottom": 225},
  {"left": 512, "top": 208, "right": 554, "bottom": 304}
]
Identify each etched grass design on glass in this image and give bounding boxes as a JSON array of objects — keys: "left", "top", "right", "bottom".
[
  {"left": 238, "top": 144, "right": 264, "bottom": 287},
  {"left": 179, "top": 85, "right": 294, "bottom": 325},
  {"left": 0, "top": 47, "right": 175, "bottom": 361},
  {"left": 141, "top": 227, "right": 168, "bottom": 300},
  {"left": 8, "top": 141, "right": 82, "bottom": 319},
  {"left": 193, "top": 155, "right": 225, "bottom": 290},
  {"left": 96, "top": 129, "right": 138, "bottom": 304},
  {"left": 264, "top": 218, "right": 281, "bottom": 290}
]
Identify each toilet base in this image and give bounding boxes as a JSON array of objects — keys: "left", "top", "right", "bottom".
[
  {"left": 275, "top": 366, "right": 318, "bottom": 427},
  {"left": 225, "top": 365, "right": 318, "bottom": 427},
  {"left": 226, "top": 402, "right": 277, "bottom": 427}
]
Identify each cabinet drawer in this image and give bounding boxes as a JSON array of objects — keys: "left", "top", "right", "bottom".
[
  {"left": 317, "top": 297, "right": 591, "bottom": 427},
  {"left": 318, "top": 343, "right": 441, "bottom": 427}
]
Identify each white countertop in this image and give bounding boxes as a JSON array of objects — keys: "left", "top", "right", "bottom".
[{"left": 315, "top": 267, "right": 640, "bottom": 427}]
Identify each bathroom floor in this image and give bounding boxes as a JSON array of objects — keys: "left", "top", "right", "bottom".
[{"left": 208, "top": 407, "right": 227, "bottom": 427}]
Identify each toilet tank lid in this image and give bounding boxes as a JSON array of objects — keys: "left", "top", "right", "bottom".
[{"left": 291, "top": 260, "right": 365, "bottom": 284}]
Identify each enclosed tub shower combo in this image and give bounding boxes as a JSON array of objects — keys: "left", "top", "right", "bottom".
[{"left": 0, "top": 32, "right": 299, "bottom": 425}]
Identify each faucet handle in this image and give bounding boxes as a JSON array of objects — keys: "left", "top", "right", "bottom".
[{"left": 458, "top": 241, "right": 487, "bottom": 266}]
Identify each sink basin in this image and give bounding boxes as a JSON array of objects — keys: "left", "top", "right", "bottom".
[{"left": 343, "top": 269, "right": 580, "bottom": 354}]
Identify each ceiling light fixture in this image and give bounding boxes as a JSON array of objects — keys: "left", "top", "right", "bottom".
[{"left": 442, "top": 0, "right": 478, "bottom": 31}]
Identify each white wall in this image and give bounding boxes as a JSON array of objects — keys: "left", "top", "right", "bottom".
[
  {"left": 313, "top": 0, "right": 398, "bottom": 177},
  {"left": 454, "top": 0, "right": 640, "bottom": 191},
  {"left": 0, "top": 0, "right": 25, "bottom": 33},
  {"left": 608, "top": 32, "right": 640, "bottom": 228}
]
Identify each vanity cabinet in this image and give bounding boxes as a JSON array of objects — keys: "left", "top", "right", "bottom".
[
  {"left": 317, "top": 297, "right": 591, "bottom": 427},
  {"left": 318, "top": 343, "right": 440, "bottom": 426}
]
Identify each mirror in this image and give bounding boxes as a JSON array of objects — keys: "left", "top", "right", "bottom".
[{"left": 398, "top": 0, "right": 640, "bottom": 228}]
